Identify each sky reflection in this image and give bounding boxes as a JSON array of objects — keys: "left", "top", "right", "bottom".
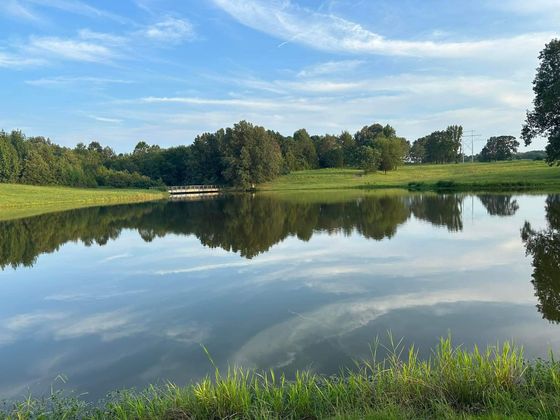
[{"left": 0, "top": 192, "right": 558, "bottom": 400}]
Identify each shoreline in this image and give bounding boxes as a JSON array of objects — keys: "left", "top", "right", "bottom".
[
  {"left": 259, "top": 161, "right": 560, "bottom": 193},
  {"left": 2, "top": 161, "right": 560, "bottom": 221},
  {"left": 2, "top": 338, "right": 559, "bottom": 419},
  {"left": 0, "top": 184, "right": 166, "bottom": 221}
]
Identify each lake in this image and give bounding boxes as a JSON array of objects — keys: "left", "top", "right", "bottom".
[{"left": 1, "top": 191, "right": 559, "bottom": 401}]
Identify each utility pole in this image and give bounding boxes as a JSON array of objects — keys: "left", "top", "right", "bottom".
[{"left": 463, "top": 130, "right": 482, "bottom": 163}]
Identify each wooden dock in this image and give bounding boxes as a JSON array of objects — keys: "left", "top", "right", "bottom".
[{"left": 167, "top": 185, "right": 221, "bottom": 195}]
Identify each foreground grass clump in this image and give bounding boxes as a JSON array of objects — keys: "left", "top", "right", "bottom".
[
  {"left": 260, "top": 160, "right": 560, "bottom": 192},
  {"left": 0, "top": 184, "right": 166, "bottom": 221},
  {"left": 3, "top": 338, "right": 560, "bottom": 419}
]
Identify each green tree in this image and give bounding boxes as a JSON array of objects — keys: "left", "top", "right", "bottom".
[
  {"left": 0, "top": 132, "right": 20, "bottom": 182},
  {"left": 133, "top": 141, "right": 151, "bottom": 155},
  {"left": 408, "top": 138, "right": 426, "bottom": 163},
  {"left": 87, "top": 141, "right": 103, "bottom": 154},
  {"left": 447, "top": 125, "right": 463, "bottom": 162},
  {"left": 188, "top": 130, "right": 226, "bottom": 184},
  {"left": 522, "top": 39, "right": 560, "bottom": 164},
  {"left": 479, "top": 136, "right": 520, "bottom": 161},
  {"left": 221, "top": 121, "right": 283, "bottom": 188},
  {"left": 412, "top": 126, "right": 462, "bottom": 164},
  {"left": 339, "top": 131, "right": 356, "bottom": 166},
  {"left": 357, "top": 146, "right": 380, "bottom": 174},
  {"left": 375, "top": 137, "right": 408, "bottom": 173},
  {"left": 315, "top": 134, "right": 343, "bottom": 168},
  {"left": 354, "top": 123, "right": 384, "bottom": 148},
  {"left": 293, "top": 129, "right": 318, "bottom": 169},
  {"left": 21, "top": 148, "right": 54, "bottom": 184}
]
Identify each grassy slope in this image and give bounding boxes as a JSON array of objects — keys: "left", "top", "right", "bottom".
[
  {"left": 3, "top": 338, "right": 560, "bottom": 419},
  {"left": 0, "top": 184, "right": 166, "bottom": 221},
  {"left": 260, "top": 160, "right": 560, "bottom": 192}
]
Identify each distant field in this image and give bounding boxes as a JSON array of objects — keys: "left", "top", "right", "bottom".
[
  {"left": 260, "top": 160, "right": 560, "bottom": 192},
  {"left": 0, "top": 184, "right": 166, "bottom": 221}
]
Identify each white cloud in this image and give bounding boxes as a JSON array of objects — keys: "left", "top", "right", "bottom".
[
  {"left": 5, "top": 312, "right": 66, "bottom": 331},
  {"left": 138, "top": 96, "right": 325, "bottom": 112},
  {"left": 26, "top": 0, "right": 131, "bottom": 24},
  {"left": 27, "top": 36, "right": 116, "bottom": 62},
  {"left": 213, "top": 0, "right": 554, "bottom": 59},
  {"left": 2, "top": 15, "right": 196, "bottom": 68},
  {"left": 233, "top": 288, "right": 535, "bottom": 368},
  {"left": 89, "top": 115, "right": 123, "bottom": 123},
  {"left": 297, "top": 59, "right": 365, "bottom": 77},
  {"left": 232, "top": 73, "right": 532, "bottom": 101},
  {"left": 25, "top": 76, "right": 132, "bottom": 86},
  {"left": 55, "top": 310, "right": 132, "bottom": 339},
  {"left": 0, "top": 50, "right": 46, "bottom": 67},
  {"left": 143, "top": 17, "right": 195, "bottom": 43},
  {"left": 112, "top": 67, "right": 534, "bottom": 150},
  {"left": 78, "top": 28, "right": 127, "bottom": 45},
  {"left": 0, "top": 0, "right": 43, "bottom": 22}
]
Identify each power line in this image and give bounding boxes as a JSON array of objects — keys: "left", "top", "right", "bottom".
[{"left": 462, "top": 130, "right": 482, "bottom": 163}]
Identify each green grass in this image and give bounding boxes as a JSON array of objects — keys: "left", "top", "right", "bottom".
[
  {"left": 260, "top": 161, "right": 560, "bottom": 192},
  {"left": 0, "top": 184, "right": 166, "bottom": 221},
  {"left": 3, "top": 337, "right": 560, "bottom": 419}
]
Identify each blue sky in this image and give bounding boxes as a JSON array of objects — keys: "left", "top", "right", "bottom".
[{"left": 0, "top": 0, "right": 558, "bottom": 152}]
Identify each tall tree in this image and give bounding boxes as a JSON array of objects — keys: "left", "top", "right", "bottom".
[
  {"left": 411, "top": 126, "right": 463, "bottom": 164},
  {"left": 354, "top": 123, "right": 384, "bottom": 148},
  {"left": 186, "top": 130, "right": 225, "bottom": 184},
  {"left": 446, "top": 125, "right": 463, "bottom": 162},
  {"left": 339, "top": 131, "right": 356, "bottom": 166},
  {"left": 293, "top": 129, "right": 318, "bottom": 169},
  {"left": 374, "top": 137, "right": 408, "bottom": 173},
  {"left": 479, "top": 136, "right": 520, "bottom": 161},
  {"left": 315, "top": 134, "right": 343, "bottom": 168},
  {"left": 221, "top": 121, "right": 283, "bottom": 188},
  {"left": 522, "top": 39, "right": 560, "bottom": 164}
]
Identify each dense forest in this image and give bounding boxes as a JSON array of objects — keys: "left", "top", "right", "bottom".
[
  {"left": 0, "top": 130, "right": 158, "bottom": 189},
  {"left": 0, "top": 121, "right": 529, "bottom": 189}
]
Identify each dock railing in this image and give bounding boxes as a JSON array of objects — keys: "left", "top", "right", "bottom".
[{"left": 167, "top": 185, "right": 221, "bottom": 194}]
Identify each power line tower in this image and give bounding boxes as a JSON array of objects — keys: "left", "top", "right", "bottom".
[{"left": 462, "top": 130, "right": 482, "bottom": 163}]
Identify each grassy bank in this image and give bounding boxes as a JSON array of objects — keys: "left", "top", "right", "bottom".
[
  {"left": 0, "top": 184, "right": 166, "bottom": 221},
  {"left": 3, "top": 338, "right": 560, "bottom": 419},
  {"left": 260, "top": 160, "right": 560, "bottom": 192}
]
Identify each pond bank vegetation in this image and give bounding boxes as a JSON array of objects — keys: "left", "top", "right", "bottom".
[{"left": 3, "top": 337, "right": 560, "bottom": 419}]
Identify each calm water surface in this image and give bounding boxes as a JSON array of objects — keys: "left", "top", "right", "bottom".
[{"left": 1, "top": 191, "right": 559, "bottom": 400}]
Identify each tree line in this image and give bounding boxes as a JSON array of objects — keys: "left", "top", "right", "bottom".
[
  {"left": 0, "top": 131, "right": 159, "bottom": 189},
  {"left": 0, "top": 120, "right": 543, "bottom": 189},
  {"left": 0, "top": 121, "right": 415, "bottom": 188}
]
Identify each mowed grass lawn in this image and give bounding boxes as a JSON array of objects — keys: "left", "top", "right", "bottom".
[
  {"left": 260, "top": 160, "right": 560, "bottom": 191},
  {"left": 0, "top": 184, "right": 166, "bottom": 221}
]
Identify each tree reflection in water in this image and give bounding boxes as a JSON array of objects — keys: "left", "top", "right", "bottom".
[
  {"left": 479, "top": 195, "right": 520, "bottom": 216},
  {"left": 0, "top": 192, "right": 521, "bottom": 269},
  {"left": 522, "top": 195, "right": 560, "bottom": 323}
]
